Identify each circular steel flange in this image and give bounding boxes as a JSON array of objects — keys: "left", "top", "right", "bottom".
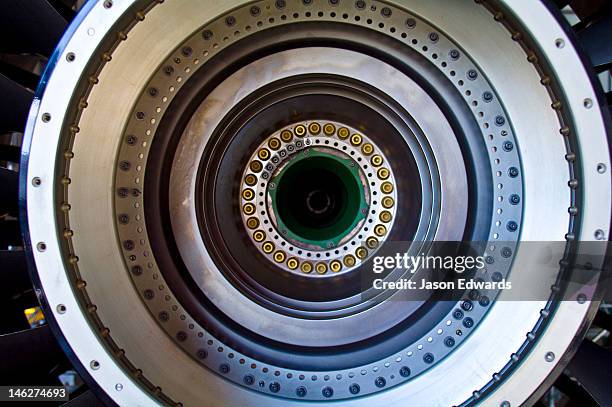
[
  {"left": 240, "top": 119, "right": 397, "bottom": 275},
  {"left": 21, "top": 0, "right": 611, "bottom": 406}
]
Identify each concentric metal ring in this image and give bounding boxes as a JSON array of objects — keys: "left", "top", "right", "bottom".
[
  {"left": 240, "top": 120, "right": 397, "bottom": 275},
  {"left": 22, "top": 0, "right": 611, "bottom": 406}
]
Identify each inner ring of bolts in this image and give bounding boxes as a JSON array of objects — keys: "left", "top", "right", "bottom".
[{"left": 240, "top": 120, "right": 398, "bottom": 275}]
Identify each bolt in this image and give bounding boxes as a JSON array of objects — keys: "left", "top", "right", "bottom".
[
  {"left": 322, "top": 386, "right": 334, "bottom": 398},
  {"left": 269, "top": 382, "right": 280, "bottom": 393},
  {"left": 375, "top": 376, "right": 386, "bottom": 387}
]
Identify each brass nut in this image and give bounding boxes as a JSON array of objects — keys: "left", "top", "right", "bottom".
[
  {"left": 361, "top": 143, "right": 374, "bottom": 155},
  {"left": 294, "top": 125, "right": 306, "bottom": 137},
  {"left": 323, "top": 123, "right": 336, "bottom": 136},
  {"left": 242, "top": 188, "right": 255, "bottom": 201},
  {"left": 242, "top": 203, "right": 255, "bottom": 215},
  {"left": 246, "top": 217, "right": 260, "bottom": 229},
  {"left": 381, "top": 182, "right": 394, "bottom": 194},
  {"left": 301, "top": 262, "right": 313, "bottom": 274},
  {"left": 343, "top": 255, "right": 356, "bottom": 267},
  {"left": 355, "top": 247, "right": 368, "bottom": 259},
  {"left": 273, "top": 251, "right": 286, "bottom": 263},
  {"left": 249, "top": 161, "right": 263, "bottom": 173},
  {"left": 366, "top": 237, "right": 379, "bottom": 249},
  {"left": 371, "top": 155, "right": 383, "bottom": 167},
  {"left": 280, "top": 130, "right": 293, "bottom": 142},
  {"left": 257, "top": 148, "right": 270, "bottom": 160},
  {"left": 380, "top": 210, "right": 392, "bottom": 223},
  {"left": 350, "top": 134, "right": 363, "bottom": 146},
  {"left": 375, "top": 225, "right": 387, "bottom": 236},
  {"left": 330, "top": 260, "right": 342, "bottom": 272},
  {"left": 377, "top": 168, "right": 390, "bottom": 180},
  {"left": 262, "top": 241, "right": 275, "bottom": 254},
  {"left": 308, "top": 122, "right": 321, "bottom": 135},
  {"left": 268, "top": 138, "right": 281, "bottom": 150},
  {"left": 338, "top": 127, "right": 350, "bottom": 139},
  {"left": 287, "top": 258, "right": 299, "bottom": 270},
  {"left": 253, "top": 230, "right": 266, "bottom": 242},
  {"left": 382, "top": 197, "right": 394, "bottom": 208},
  {"left": 315, "top": 262, "right": 328, "bottom": 274},
  {"left": 244, "top": 174, "right": 257, "bottom": 186}
]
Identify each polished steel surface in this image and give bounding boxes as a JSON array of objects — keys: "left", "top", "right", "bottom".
[{"left": 22, "top": 0, "right": 611, "bottom": 405}]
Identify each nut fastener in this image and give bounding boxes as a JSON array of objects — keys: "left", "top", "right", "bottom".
[
  {"left": 280, "top": 130, "right": 293, "bottom": 142},
  {"left": 343, "top": 255, "right": 356, "bottom": 267},
  {"left": 301, "top": 262, "right": 313, "bottom": 274},
  {"left": 315, "top": 262, "right": 328, "bottom": 274},
  {"left": 374, "top": 225, "right": 387, "bottom": 236},
  {"left": 361, "top": 143, "right": 374, "bottom": 155},
  {"left": 253, "top": 230, "right": 266, "bottom": 242},
  {"left": 242, "top": 189, "right": 255, "bottom": 200},
  {"left": 338, "top": 127, "right": 350, "bottom": 139},
  {"left": 380, "top": 211, "right": 392, "bottom": 223},
  {"left": 287, "top": 258, "right": 299, "bottom": 270},
  {"left": 273, "top": 251, "right": 286, "bottom": 263},
  {"left": 244, "top": 174, "right": 257, "bottom": 186},
  {"left": 242, "top": 203, "right": 255, "bottom": 215},
  {"left": 246, "top": 217, "right": 259, "bottom": 229},
  {"left": 330, "top": 260, "right": 342, "bottom": 272},
  {"left": 249, "top": 161, "right": 263, "bottom": 172},
  {"left": 371, "top": 155, "right": 383, "bottom": 167},
  {"left": 377, "top": 168, "right": 390, "bottom": 180},
  {"left": 257, "top": 148, "right": 270, "bottom": 160},
  {"left": 381, "top": 182, "right": 394, "bottom": 193},
  {"left": 262, "top": 242, "right": 275, "bottom": 254},
  {"left": 308, "top": 122, "right": 321, "bottom": 135},
  {"left": 356, "top": 247, "right": 368, "bottom": 259},
  {"left": 323, "top": 123, "right": 336, "bottom": 136},
  {"left": 294, "top": 125, "right": 306, "bottom": 137},
  {"left": 366, "top": 237, "right": 379, "bottom": 249}
]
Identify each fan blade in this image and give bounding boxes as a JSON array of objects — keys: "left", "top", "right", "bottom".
[
  {"left": 0, "top": 219, "right": 21, "bottom": 248},
  {"left": 551, "top": 0, "right": 571, "bottom": 10},
  {"left": 0, "top": 73, "right": 34, "bottom": 134},
  {"left": 0, "top": 325, "right": 65, "bottom": 384},
  {"left": 567, "top": 0, "right": 608, "bottom": 21},
  {"left": 0, "top": 59, "right": 42, "bottom": 91},
  {"left": 0, "top": 0, "right": 67, "bottom": 56},
  {"left": 0, "top": 145, "right": 20, "bottom": 163},
  {"left": 0, "top": 250, "right": 31, "bottom": 299},
  {"left": 592, "top": 308, "right": 612, "bottom": 332},
  {"left": 554, "top": 372, "right": 598, "bottom": 406},
  {"left": 575, "top": 10, "right": 612, "bottom": 72},
  {"left": 565, "top": 339, "right": 612, "bottom": 406},
  {"left": 47, "top": 0, "right": 77, "bottom": 22},
  {"left": 0, "top": 168, "right": 18, "bottom": 215},
  {"left": 61, "top": 390, "right": 105, "bottom": 407}
]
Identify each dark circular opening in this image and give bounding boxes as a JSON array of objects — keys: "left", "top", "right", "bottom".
[
  {"left": 273, "top": 153, "right": 364, "bottom": 244},
  {"left": 144, "top": 20, "right": 487, "bottom": 371}
]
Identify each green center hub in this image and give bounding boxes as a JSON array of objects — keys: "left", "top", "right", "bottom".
[{"left": 269, "top": 148, "right": 368, "bottom": 250}]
